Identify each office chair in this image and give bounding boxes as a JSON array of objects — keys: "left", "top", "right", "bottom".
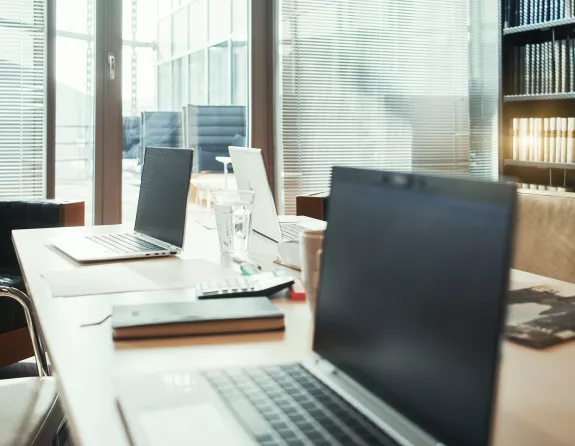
[{"left": 0, "top": 286, "right": 64, "bottom": 446}]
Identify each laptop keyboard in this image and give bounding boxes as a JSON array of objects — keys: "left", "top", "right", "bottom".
[
  {"left": 86, "top": 233, "right": 166, "bottom": 254},
  {"left": 280, "top": 224, "right": 310, "bottom": 242},
  {"left": 203, "top": 364, "right": 399, "bottom": 446}
]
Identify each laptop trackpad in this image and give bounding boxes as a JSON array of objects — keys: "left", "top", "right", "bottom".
[{"left": 138, "top": 402, "right": 239, "bottom": 446}]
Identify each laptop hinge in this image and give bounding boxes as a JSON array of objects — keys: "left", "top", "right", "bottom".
[
  {"left": 134, "top": 232, "right": 180, "bottom": 251},
  {"left": 311, "top": 354, "right": 337, "bottom": 375}
]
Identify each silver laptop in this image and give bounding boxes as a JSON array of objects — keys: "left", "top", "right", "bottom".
[
  {"left": 115, "top": 167, "right": 517, "bottom": 446},
  {"left": 229, "top": 146, "right": 326, "bottom": 242},
  {"left": 52, "top": 147, "right": 193, "bottom": 262}
]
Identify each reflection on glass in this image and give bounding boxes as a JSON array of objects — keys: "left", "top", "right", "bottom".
[
  {"left": 189, "top": 51, "right": 207, "bottom": 104},
  {"left": 173, "top": 8, "right": 188, "bottom": 55},
  {"left": 158, "top": 63, "right": 172, "bottom": 110},
  {"left": 56, "top": 0, "right": 89, "bottom": 34},
  {"left": 158, "top": 18, "right": 171, "bottom": 61},
  {"left": 209, "top": 0, "right": 230, "bottom": 43},
  {"left": 189, "top": 0, "right": 207, "bottom": 51},
  {"left": 209, "top": 43, "right": 229, "bottom": 105},
  {"left": 232, "top": 0, "right": 248, "bottom": 36},
  {"left": 121, "top": 0, "right": 158, "bottom": 225},
  {"left": 173, "top": 58, "right": 183, "bottom": 110},
  {"left": 157, "top": 0, "right": 172, "bottom": 19},
  {"left": 232, "top": 43, "right": 247, "bottom": 105},
  {"left": 55, "top": 35, "right": 95, "bottom": 224}
]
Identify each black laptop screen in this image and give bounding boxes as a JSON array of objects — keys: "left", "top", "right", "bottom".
[
  {"left": 313, "top": 168, "right": 515, "bottom": 446},
  {"left": 134, "top": 147, "right": 193, "bottom": 248}
]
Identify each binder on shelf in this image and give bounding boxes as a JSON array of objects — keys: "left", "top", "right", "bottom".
[
  {"left": 554, "top": 39, "right": 561, "bottom": 94},
  {"left": 520, "top": 118, "right": 528, "bottom": 160},
  {"left": 560, "top": 117, "right": 568, "bottom": 163},
  {"left": 519, "top": 44, "right": 525, "bottom": 94},
  {"left": 544, "top": 118, "right": 550, "bottom": 161},
  {"left": 520, "top": 0, "right": 525, "bottom": 25},
  {"left": 537, "top": 118, "right": 544, "bottom": 161},
  {"left": 526, "top": 44, "right": 532, "bottom": 94},
  {"left": 550, "top": 117, "right": 557, "bottom": 162},
  {"left": 572, "top": 38, "right": 575, "bottom": 92},
  {"left": 532, "top": 44, "right": 537, "bottom": 94},
  {"left": 568, "top": 117, "right": 575, "bottom": 162},
  {"left": 527, "top": 118, "right": 535, "bottom": 161},
  {"left": 562, "top": 39, "right": 569, "bottom": 93},
  {"left": 511, "top": 118, "right": 520, "bottom": 160}
]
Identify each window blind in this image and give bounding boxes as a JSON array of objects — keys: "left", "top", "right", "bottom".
[
  {"left": 279, "top": 0, "right": 499, "bottom": 214},
  {"left": 0, "top": 0, "right": 46, "bottom": 199}
]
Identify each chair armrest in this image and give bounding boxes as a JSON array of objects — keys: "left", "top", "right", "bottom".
[{"left": 0, "top": 287, "right": 49, "bottom": 377}]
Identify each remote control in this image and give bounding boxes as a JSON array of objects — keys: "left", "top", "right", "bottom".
[{"left": 196, "top": 273, "right": 295, "bottom": 299}]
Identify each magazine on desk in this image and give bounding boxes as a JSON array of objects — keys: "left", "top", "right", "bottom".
[{"left": 506, "top": 285, "right": 575, "bottom": 349}]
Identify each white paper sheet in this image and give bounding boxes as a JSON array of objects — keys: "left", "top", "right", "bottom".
[{"left": 42, "top": 258, "right": 235, "bottom": 298}]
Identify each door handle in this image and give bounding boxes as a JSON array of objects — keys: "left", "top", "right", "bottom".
[{"left": 108, "top": 52, "right": 116, "bottom": 80}]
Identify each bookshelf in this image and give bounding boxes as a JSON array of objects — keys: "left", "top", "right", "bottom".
[{"left": 502, "top": 0, "right": 575, "bottom": 193}]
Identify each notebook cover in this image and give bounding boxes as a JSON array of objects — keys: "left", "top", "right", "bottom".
[{"left": 112, "top": 297, "right": 284, "bottom": 337}]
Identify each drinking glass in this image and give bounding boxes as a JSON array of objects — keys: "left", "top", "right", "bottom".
[{"left": 212, "top": 190, "right": 255, "bottom": 254}]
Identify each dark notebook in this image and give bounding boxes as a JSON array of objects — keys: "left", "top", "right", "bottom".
[
  {"left": 506, "top": 285, "right": 575, "bottom": 348},
  {"left": 112, "top": 297, "right": 284, "bottom": 340}
]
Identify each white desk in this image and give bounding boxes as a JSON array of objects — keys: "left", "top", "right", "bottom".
[{"left": 12, "top": 217, "right": 575, "bottom": 446}]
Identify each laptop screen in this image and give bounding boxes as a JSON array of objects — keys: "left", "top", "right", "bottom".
[
  {"left": 313, "top": 167, "right": 516, "bottom": 446},
  {"left": 134, "top": 147, "right": 193, "bottom": 248}
]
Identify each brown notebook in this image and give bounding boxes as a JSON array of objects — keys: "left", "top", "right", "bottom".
[{"left": 112, "top": 297, "right": 284, "bottom": 340}]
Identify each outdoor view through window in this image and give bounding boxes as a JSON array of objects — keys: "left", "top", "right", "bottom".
[{"left": 54, "top": 0, "right": 249, "bottom": 224}]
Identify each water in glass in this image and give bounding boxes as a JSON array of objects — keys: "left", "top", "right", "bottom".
[{"left": 213, "top": 190, "right": 255, "bottom": 254}]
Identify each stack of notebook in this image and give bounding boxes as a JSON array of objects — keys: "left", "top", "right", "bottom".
[{"left": 112, "top": 297, "right": 285, "bottom": 340}]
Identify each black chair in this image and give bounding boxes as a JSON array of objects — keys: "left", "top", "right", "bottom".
[
  {"left": 122, "top": 116, "right": 142, "bottom": 160},
  {"left": 139, "top": 111, "right": 183, "bottom": 165},
  {"left": 0, "top": 286, "right": 64, "bottom": 446},
  {"left": 0, "top": 200, "right": 84, "bottom": 368},
  {"left": 183, "top": 105, "right": 246, "bottom": 172}
]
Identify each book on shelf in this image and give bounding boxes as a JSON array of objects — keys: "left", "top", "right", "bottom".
[
  {"left": 506, "top": 0, "right": 575, "bottom": 27},
  {"left": 510, "top": 116, "right": 575, "bottom": 163},
  {"left": 516, "top": 183, "right": 572, "bottom": 192},
  {"left": 560, "top": 117, "right": 568, "bottom": 162},
  {"left": 512, "top": 117, "right": 519, "bottom": 160},
  {"left": 550, "top": 117, "right": 557, "bottom": 161},
  {"left": 512, "top": 38, "right": 574, "bottom": 95},
  {"left": 544, "top": 117, "right": 550, "bottom": 161},
  {"left": 569, "top": 117, "right": 575, "bottom": 162}
]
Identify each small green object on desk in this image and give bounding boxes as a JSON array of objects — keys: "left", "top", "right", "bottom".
[{"left": 240, "top": 262, "right": 261, "bottom": 276}]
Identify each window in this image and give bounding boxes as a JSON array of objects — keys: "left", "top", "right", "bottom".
[
  {"left": 278, "top": 0, "right": 499, "bottom": 214},
  {"left": 232, "top": 43, "right": 247, "bottom": 105},
  {"left": 172, "top": 8, "right": 188, "bottom": 56},
  {"left": 208, "top": 43, "right": 229, "bottom": 105},
  {"left": 0, "top": 0, "right": 46, "bottom": 198},
  {"left": 158, "top": 18, "right": 171, "bottom": 61},
  {"left": 158, "top": 63, "right": 172, "bottom": 110},
  {"left": 189, "top": 0, "right": 207, "bottom": 51},
  {"left": 208, "top": 0, "right": 230, "bottom": 44},
  {"left": 189, "top": 50, "right": 207, "bottom": 104}
]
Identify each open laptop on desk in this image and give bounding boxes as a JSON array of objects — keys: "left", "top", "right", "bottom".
[
  {"left": 115, "top": 167, "right": 517, "bottom": 446},
  {"left": 52, "top": 147, "right": 193, "bottom": 262},
  {"left": 229, "top": 146, "right": 326, "bottom": 242}
]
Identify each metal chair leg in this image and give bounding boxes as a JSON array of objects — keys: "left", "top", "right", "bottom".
[{"left": 0, "top": 286, "right": 50, "bottom": 377}]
